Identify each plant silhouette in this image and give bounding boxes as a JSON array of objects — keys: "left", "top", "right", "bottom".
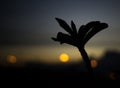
[{"left": 52, "top": 18, "right": 108, "bottom": 77}]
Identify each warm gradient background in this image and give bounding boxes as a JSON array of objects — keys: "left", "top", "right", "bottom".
[{"left": 0, "top": 0, "right": 120, "bottom": 65}]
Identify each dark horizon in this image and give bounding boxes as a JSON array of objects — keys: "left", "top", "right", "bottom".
[{"left": 1, "top": 50, "right": 120, "bottom": 84}]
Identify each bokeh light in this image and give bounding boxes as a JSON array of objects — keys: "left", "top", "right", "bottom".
[
  {"left": 7, "top": 55, "right": 17, "bottom": 64},
  {"left": 59, "top": 53, "right": 69, "bottom": 63},
  {"left": 91, "top": 59, "right": 98, "bottom": 68}
]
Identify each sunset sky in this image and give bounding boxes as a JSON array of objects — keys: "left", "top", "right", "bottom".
[{"left": 0, "top": 0, "right": 120, "bottom": 64}]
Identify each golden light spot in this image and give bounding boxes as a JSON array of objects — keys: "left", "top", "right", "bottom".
[
  {"left": 7, "top": 55, "right": 17, "bottom": 64},
  {"left": 91, "top": 59, "right": 97, "bottom": 68},
  {"left": 59, "top": 53, "right": 69, "bottom": 63}
]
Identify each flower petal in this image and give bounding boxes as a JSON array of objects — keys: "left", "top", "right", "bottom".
[
  {"left": 83, "top": 22, "right": 108, "bottom": 45},
  {"left": 78, "top": 21, "right": 100, "bottom": 40},
  {"left": 55, "top": 18, "right": 73, "bottom": 35},
  {"left": 71, "top": 20, "right": 77, "bottom": 36}
]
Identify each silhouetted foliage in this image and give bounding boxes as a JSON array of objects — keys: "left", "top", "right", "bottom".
[{"left": 52, "top": 18, "right": 108, "bottom": 78}]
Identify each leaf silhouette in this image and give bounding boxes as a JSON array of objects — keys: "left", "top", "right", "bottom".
[
  {"left": 71, "top": 20, "right": 77, "bottom": 36},
  {"left": 55, "top": 18, "right": 73, "bottom": 35},
  {"left": 78, "top": 21, "right": 100, "bottom": 41},
  {"left": 52, "top": 32, "right": 76, "bottom": 46},
  {"left": 78, "top": 25, "right": 85, "bottom": 39},
  {"left": 83, "top": 22, "right": 108, "bottom": 45}
]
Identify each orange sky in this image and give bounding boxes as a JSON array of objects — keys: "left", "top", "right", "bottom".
[{"left": 0, "top": 44, "right": 120, "bottom": 65}]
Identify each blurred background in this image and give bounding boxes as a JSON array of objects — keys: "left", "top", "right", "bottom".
[{"left": 0, "top": 0, "right": 120, "bottom": 84}]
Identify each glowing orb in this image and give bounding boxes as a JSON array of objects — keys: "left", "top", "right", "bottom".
[
  {"left": 91, "top": 59, "right": 97, "bottom": 68},
  {"left": 7, "top": 55, "right": 17, "bottom": 64},
  {"left": 59, "top": 53, "right": 69, "bottom": 63}
]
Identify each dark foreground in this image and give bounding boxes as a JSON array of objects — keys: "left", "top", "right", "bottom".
[{"left": 0, "top": 63, "right": 120, "bottom": 87}]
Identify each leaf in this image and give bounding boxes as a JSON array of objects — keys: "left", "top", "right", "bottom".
[
  {"left": 52, "top": 32, "right": 77, "bottom": 46},
  {"left": 78, "top": 25, "right": 85, "bottom": 33},
  {"left": 71, "top": 21, "right": 77, "bottom": 36},
  {"left": 83, "top": 22, "right": 108, "bottom": 45},
  {"left": 51, "top": 37, "right": 58, "bottom": 41},
  {"left": 78, "top": 21, "right": 100, "bottom": 40},
  {"left": 55, "top": 18, "right": 73, "bottom": 35}
]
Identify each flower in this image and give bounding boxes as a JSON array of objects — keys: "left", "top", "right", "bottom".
[
  {"left": 52, "top": 18, "right": 108, "bottom": 48},
  {"left": 52, "top": 18, "right": 108, "bottom": 76}
]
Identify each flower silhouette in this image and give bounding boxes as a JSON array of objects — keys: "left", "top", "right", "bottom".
[{"left": 52, "top": 18, "right": 108, "bottom": 77}]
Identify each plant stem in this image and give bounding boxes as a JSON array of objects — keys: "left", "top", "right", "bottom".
[{"left": 78, "top": 48, "right": 93, "bottom": 78}]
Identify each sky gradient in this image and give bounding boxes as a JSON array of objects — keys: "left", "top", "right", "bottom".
[{"left": 0, "top": 0, "right": 120, "bottom": 64}]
